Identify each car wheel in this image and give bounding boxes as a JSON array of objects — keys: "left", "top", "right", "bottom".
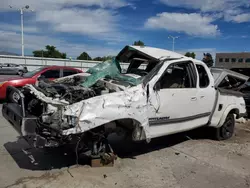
[
  {"left": 215, "top": 113, "right": 235, "bottom": 140},
  {"left": 17, "top": 70, "right": 23, "bottom": 76}
]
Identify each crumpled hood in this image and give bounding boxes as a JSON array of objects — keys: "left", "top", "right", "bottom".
[{"left": 62, "top": 84, "right": 149, "bottom": 135}]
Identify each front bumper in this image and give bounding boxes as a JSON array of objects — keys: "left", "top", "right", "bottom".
[
  {"left": 2, "top": 86, "right": 38, "bottom": 135},
  {"left": 2, "top": 86, "right": 51, "bottom": 148},
  {"left": 2, "top": 86, "right": 69, "bottom": 148},
  {"left": 2, "top": 103, "right": 37, "bottom": 136}
]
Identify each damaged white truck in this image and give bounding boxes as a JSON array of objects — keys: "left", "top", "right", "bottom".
[{"left": 2, "top": 45, "right": 248, "bottom": 161}]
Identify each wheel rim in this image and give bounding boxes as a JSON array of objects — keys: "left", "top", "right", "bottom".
[{"left": 221, "top": 117, "right": 233, "bottom": 138}]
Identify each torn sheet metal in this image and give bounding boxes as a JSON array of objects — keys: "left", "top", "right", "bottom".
[
  {"left": 24, "top": 84, "right": 69, "bottom": 106},
  {"left": 211, "top": 68, "right": 249, "bottom": 88},
  {"left": 62, "top": 84, "right": 149, "bottom": 136}
]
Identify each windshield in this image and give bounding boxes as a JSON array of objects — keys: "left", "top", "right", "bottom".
[
  {"left": 23, "top": 67, "right": 45, "bottom": 78},
  {"left": 142, "top": 61, "right": 164, "bottom": 85}
]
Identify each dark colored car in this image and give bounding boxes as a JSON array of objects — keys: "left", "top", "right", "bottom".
[
  {"left": 0, "top": 66, "right": 83, "bottom": 99},
  {"left": 239, "top": 83, "right": 250, "bottom": 117},
  {"left": 0, "top": 63, "right": 28, "bottom": 75},
  {"left": 230, "top": 68, "right": 250, "bottom": 117}
]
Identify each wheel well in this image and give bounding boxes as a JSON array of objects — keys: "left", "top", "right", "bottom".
[
  {"left": 115, "top": 118, "right": 142, "bottom": 129},
  {"left": 229, "top": 108, "right": 239, "bottom": 118}
]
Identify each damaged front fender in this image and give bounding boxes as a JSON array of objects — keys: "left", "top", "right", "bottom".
[{"left": 62, "top": 84, "right": 150, "bottom": 138}]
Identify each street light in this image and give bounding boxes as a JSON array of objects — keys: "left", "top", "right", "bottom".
[
  {"left": 168, "top": 35, "right": 179, "bottom": 52},
  {"left": 9, "top": 5, "right": 34, "bottom": 56}
]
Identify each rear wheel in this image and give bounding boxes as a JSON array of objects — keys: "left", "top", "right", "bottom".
[{"left": 215, "top": 113, "right": 235, "bottom": 140}]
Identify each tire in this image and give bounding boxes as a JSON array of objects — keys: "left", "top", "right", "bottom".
[{"left": 215, "top": 113, "right": 235, "bottom": 140}]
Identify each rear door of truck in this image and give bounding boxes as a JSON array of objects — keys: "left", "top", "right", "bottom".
[{"left": 194, "top": 63, "right": 216, "bottom": 123}]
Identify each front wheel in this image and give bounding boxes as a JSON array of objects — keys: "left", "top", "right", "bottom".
[{"left": 215, "top": 113, "right": 235, "bottom": 140}]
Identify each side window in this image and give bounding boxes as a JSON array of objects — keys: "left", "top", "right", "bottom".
[
  {"left": 158, "top": 61, "right": 196, "bottom": 89},
  {"left": 63, "top": 69, "right": 78, "bottom": 77},
  {"left": 41, "top": 69, "right": 60, "bottom": 78},
  {"left": 196, "top": 65, "right": 209, "bottom": 88}
]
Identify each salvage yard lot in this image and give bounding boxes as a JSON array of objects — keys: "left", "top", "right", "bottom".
[{"left": 0, "top": 103, "right": 250, "bottom": 188}]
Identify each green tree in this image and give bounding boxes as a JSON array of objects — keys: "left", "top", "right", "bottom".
[
  {"left": 185, "top": 52, "right": 196, "bottom": 59},
  {"left": 133, "top": 40, "right": 145, "bottom": 46},
  {"left": 77, "top": 52, "right": 92, "bottom": 60},
  {"left": 33, "top": 45, "right": 67, "bottom": 59},
  {"left": 93, "top": 56, "right": 115, "bottom": 61},
  {"left": 93, "top": 57, "right": 103, "bottom": 61}
]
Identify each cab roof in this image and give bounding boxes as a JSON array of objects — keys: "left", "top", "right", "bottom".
[{"left": 128, "top": 45, "right": 185, "bottom": 60}]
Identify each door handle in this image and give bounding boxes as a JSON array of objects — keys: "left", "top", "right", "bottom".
[{"left": 191, "top": 97, "right": 197, "bottom": 101}]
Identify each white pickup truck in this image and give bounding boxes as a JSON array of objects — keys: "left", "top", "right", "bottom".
[{"left": 2, "top": 45, "right": 248, "bottom": 159}]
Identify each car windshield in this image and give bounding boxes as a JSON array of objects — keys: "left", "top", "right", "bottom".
[{"left": 23, "top": 67, "right": 45, "bottom": 78}]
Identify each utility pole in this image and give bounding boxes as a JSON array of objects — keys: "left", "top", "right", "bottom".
[
  {"left": 9, "top": 5, "right": 34, "bottom": 57},
  {"left": 168, "top": 35, "right": 179, "bottom": 52}
]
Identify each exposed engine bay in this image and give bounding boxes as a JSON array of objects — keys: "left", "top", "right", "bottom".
[
  {"left": 23, "top": 74, "right": 129, "bottom": 126},
  {"left": 13, "top": 73, "right": 137, "bottom": 155},
  {"left": 2, "top": 45, "right": 161, "bottom": 162}
]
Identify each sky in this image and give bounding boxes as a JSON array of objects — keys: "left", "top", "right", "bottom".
[{"left": 0, "top": 0, "right": 249, "bottom": 60}]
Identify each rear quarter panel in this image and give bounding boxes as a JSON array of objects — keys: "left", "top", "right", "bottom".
[{"left": 210, "top": 91, "right": 246, "bottom": 128}]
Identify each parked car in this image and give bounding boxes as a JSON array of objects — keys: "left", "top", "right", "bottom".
[
  {"left": 0, "top": 63, "right": 28, "bottom": 75},
  {"left": 238, "top": 83, "right": 250, "bottom": 117},
  {"left": 229, "top": 68, "right": 250, "bottom": 117},
  {"left": 2, "top": 45, "right": 248, "bottom": 162},
  {"left": 0, "top": 66, "right": 82, "bottom": 99}
]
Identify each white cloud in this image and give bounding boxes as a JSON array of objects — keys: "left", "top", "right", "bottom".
[
  {"left": 0, "top": 23, "right": 38, "bottom": 33},
  {"left": 0, "top": 0, "right": 131, "bottom": 10},
  {"left": 0, "top": 30, "right": 119, "bottom": 58},
  {"left": 35, "top": 8, "right": 125, "bottom": 41},
  {"left": 145, "top": 13, "right": 220, "bottom": 36},
  {"left": 159, "top": 0, "right": 250, "bottom": 23},
  {"left": 225, "top": 13, "right": 250, "bottom": 23},
  {"left": 0, "top": 0, "right": 134, "bottom": 42},
  {"left": 159, "top": 0, "right": 249, "bottom": 12}
]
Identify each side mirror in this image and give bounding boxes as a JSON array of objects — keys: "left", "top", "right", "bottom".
[{"left": 154, "top": 82, "right": 161, "bottom": 91}]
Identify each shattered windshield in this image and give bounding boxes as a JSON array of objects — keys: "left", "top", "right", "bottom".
[{"left": 81, "top": 58, "right": 141, "bottom": 88}]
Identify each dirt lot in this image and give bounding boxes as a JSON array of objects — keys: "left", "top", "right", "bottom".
[{"left": 0, "top": 103, "right": 250, "bottom": 188}]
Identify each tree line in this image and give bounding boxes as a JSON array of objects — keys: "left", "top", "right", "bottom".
[{"left": 33, "top": 41, "right": 213, "bottom": 67}]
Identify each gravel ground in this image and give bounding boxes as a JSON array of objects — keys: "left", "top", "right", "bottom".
[{"left": 0, "top": 103, "right": 250, "bottom": 188}]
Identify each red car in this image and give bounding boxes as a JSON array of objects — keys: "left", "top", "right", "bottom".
[{"left": 0, "top": 66, "right": 82, "bottom": 99}]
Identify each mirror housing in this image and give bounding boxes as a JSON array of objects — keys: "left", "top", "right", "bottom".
[{"left": 154, "top": 82, "right": 161, "bottom": 91}]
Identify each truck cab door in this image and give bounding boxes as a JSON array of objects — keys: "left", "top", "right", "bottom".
[
  {"left": 148, "top": 61, "right": 211, "bottom": 138},
  {"left": 195, "top": 64, "right": 216, "bottom": 122}
]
